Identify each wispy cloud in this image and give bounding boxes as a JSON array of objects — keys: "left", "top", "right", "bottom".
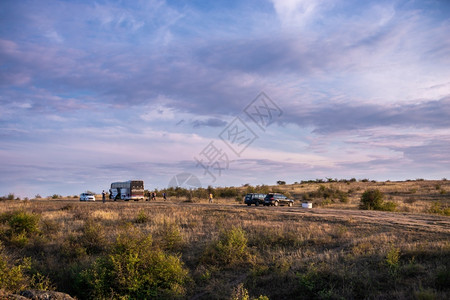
[{"left": 283, "top": 96, "right": 450, "bottom": 134}]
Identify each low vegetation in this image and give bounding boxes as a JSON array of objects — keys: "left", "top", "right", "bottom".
[
  {"left": 359, "top": 189, "right": 397, "bottom": 211},
  {"left": 0, "top": 179, "right": 449, "bottom": 299}
]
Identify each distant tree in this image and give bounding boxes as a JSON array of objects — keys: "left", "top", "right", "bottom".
[
  {"left": 276, "top": 180, "right": 286, "bottom": 185},
  {"left": 360, "top": 189, "right": 384, "bottom": 210},
  {"left": 35, "top": 194, "right": 42, "bottom": 199},
  {"left": 7, "top": 193, "right": 15, "bottom": 200}
]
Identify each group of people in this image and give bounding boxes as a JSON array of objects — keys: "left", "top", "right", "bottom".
[{"left": 147, "top": 192, "right": 167, "bottom": 201}]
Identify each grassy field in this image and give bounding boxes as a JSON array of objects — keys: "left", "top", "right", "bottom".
[{"left": 0, "top": 179, "right": 449, "bottom": 299}]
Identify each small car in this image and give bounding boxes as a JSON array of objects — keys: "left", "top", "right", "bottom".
[
  {"left": 244, "top": 193, "right": 266, "bottom": 206},
  {"left": 264, "top": 193, "right": 294, "bottom": 207},
  {"left": 80, "top": 193, "right": 96, "bottom": 201}
]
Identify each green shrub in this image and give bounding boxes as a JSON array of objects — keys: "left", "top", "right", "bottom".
[
  {"left": 30, "top": 272, "right": 55, "bottom": 291},
  {"left": 158, "top": 221, "right": 183, "bottom": 251},
  {"left": 61, "top": 234, "right": 87, "bottom": 260},
  {"left": 304, "top": 185, "right": 349, "bottom": 203},
  {"left": 428, "top": 202, "right": 450, "bottom": 216},
  {"left": 0, "top": 210, "right": 40, "bottom": 247},
  {"left": 79, "top": 219, "right": 107, "bottom": 254},
  {"left": 385, "top": 246, "right": 400, "bottom": 276},
  {"left": 381, "top": 201, "right": 397, "bottom": 212},
  {"left": 204, "top": 226, "right": 252, "bottom": 267},
  {"left": 79, "top": 233, "right": 189, "bottom": 299},
  {"left": 135, "top": 210, "right": 150, "bottom": 224},
  {"left": 0, "top": 243, "right": 31, "bottom": 292},
  {"left": 359, "top": 189, "right": 385, "bottom": 210},
  {"left": 231, "top": 283, "right": 269, "bottom": 300},
  {"left": 231, "top": 283, "right": 250, "bottom": 300},
  {"left": 0, "top": 210, "right": 40, "bottom": 235},
  {"left": 297, "top": 266, "right": 342, "bottom": 299}
]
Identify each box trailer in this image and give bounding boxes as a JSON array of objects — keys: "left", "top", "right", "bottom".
[{"left": 110, "top": 180, "right": 145, "bottom": 201}]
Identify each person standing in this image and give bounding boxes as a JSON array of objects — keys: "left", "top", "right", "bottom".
[
  {"left": 163, "top": 192, "right": 167, "bottom": 201},
  {"left": 102, "top": 190, "right": 106, "bottom": 203},
  {"left": 209, "top": 193, "right": 213, "bottom": 203}
]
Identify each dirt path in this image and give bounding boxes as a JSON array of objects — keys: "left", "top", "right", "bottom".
[{"left": 279, "top": 207, "right": 450, "bottom": 234}]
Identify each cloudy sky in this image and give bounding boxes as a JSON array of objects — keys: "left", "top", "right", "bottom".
[{"left": 1, "top": 0, "right": 449, "bottom": 198}]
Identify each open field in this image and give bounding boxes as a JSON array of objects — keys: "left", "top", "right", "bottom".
[{"left": 1, "top": 180, "right": 449, "bottom": 299}]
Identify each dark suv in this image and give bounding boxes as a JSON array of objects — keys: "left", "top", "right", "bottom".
[
  {"left": 264, "top": 193, "right": 294, "bottom": 207},
  {"left": 244, "top": 193, "right": 266, "bottom": 206}
]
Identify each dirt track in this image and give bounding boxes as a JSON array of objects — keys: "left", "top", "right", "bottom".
[{"left": 279, "top": 207, "right": 450, "bottom": 234}]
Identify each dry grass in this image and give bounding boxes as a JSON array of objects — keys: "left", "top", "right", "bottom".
[{"left": 0, "top": 180, "right": 449, "bottom": 299}]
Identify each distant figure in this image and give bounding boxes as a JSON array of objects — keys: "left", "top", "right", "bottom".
[
  {"left": 151, "top": 192, "right": 156, "bottom": 201},
  {"left": 209, "top": 193, "right": 213, "bottom": 203},
  {"left": 163, "top": 192, "right": 167, "bottom": 201},
  {"left": 102, "top": 190, "right": 106, "bottom": 203}
]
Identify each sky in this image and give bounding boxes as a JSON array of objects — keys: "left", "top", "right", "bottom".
[{"left": 1, "top": 0, "right": 450, "bottom": 198}]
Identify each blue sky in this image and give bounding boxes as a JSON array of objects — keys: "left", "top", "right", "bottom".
[{"left": 1, "top": 0, "right": 449, "bottom": 198}]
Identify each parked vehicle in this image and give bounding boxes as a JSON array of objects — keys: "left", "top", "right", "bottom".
[
  {"left": 244, "top": 193, "right": 266, "bottom": 206},
  {"left": 264, "top": 193, "right": 294, "bottom": 207},
  {"left": 109, "top": 180, "right": 145, "bottom": 201},
  {"left": 80, "top": 193, "right": 95, "bottom": 201}
]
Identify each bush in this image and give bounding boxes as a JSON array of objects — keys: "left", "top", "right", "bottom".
[
  {"left": 297, "top": 266, "right": 343, "bottom": 299},
  {"left": 0, "top": 243, "right": 31, "bottom": 292},
  {"left": 0, "top": 210, "right": 40, "bottom": 246},
  {"left": 381, "top": 201, "right": 397, "bottom": 212},
  {"left": 135, "top": 210, "right": 150, "bottom": 224},
  {"left": 360, "top": 189, "right": 385, "bottom": 210},
  {"left": 79, "top": 233, "right": 189, "bottom": 299},
  {"left": 304, "top": 185, "right": 349, "bottom": 204},
  {"left": 385, "top": 246, "right": 400, "bottom": 276},
  {"left": 428, "top": 202, "right": 450, "bottom": 216},
  {"left": 78, "top": 220, "right": 107, "bottom": 254},
  {"left": 158, "top": 221, "right": 183, "bottom": 251},
  {"left": 203, "top": 226, "right": 252, "bottom": 267}
]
